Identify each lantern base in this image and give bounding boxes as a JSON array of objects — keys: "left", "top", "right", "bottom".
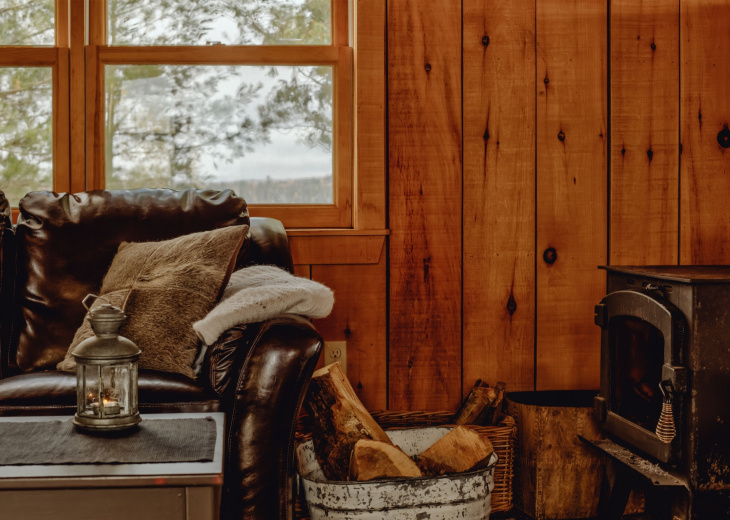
[{"left": 73, "top": 413, "right": 142, "bottom": 433}]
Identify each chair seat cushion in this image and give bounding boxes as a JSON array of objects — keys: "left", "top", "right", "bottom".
[{"left": 0, "top": 370, "right": 220, "bottom": 416}]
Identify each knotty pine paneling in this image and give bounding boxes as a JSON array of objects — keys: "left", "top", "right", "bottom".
[
  {"left": 388, "top": 0, "right": 462, "bottom": 410},
  {"left": 292, "top": 1, "right": 730, "bottom": 409},
  {"left": 680, "top": 0, "right": 730, "bottom": 264},
  {"left": 610, "top": 0, "right": 679, "bottom": 265},
  {"left": 462, "top": 0, "right": 536, "bottom": 395},
  {"left": 312, "top": 260, "right": 387, "bottom": 410},
  {"left": 536, "top": 0, "right": 607, "bottom": 390}
]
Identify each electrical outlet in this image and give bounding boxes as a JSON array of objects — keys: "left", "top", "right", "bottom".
[{"left": 324, "top": 341, "right": 347, "bottom": 375}]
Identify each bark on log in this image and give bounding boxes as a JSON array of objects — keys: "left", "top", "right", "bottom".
[
  {"left": 419, "top": 425, "right": 495, "bottom": 476},
  {"left": 349, "top": 439, "right": 423, "bottom": 481},
  {"left": 304, "top": 362, "right": 393, "bottom": 480},
  {"left": 489, "top": 382, "right": 507, "bottom": 425},
  {"left": 454, "top": 385, "right": 498, "bottom": 425}
]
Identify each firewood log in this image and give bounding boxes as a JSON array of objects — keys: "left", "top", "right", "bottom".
[
  {"left": 419, "top": 426, "right": 495, "bottom": 476},
  {"left": 304, "top": 362, "right": 393, "bottom": 480},
  {"left": 349, "top": 439, "right": 423, "bottom": 481},
  {"left": 454, "top": 385, "right": 498, "bottom": 425}
]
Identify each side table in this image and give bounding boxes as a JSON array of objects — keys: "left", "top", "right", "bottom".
[{"left": 0, "top": 412, "right": 224, "bottom": 520}]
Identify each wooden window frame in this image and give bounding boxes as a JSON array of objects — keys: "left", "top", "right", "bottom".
[
  {"left": 75, "top": 0, "right": 353, "bottom": 229},
  {"left": 0, "top": 0, "right": 71, "bottom": 215}
]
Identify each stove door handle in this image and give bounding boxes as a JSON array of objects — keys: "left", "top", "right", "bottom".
[
  {"left": 662, "top": 364, "right": 687, "bottom": 394},
  {"left": 656, "top": 379, "right": 677, "bottom": 444}
]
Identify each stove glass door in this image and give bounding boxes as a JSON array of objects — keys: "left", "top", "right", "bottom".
[{"left": 609, "top": 315, "right": 665, "bottom": 433}]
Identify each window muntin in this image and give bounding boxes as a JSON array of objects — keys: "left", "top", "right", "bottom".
[
  {"left": 105, "top": 64, "right": 334, "bottom": 203},
  {"left": 0, "top": 66, "right": 53, "bottom": 204},
  {"left": 106, "top": 0, "right": 331, "bottom": 46},
  {"left": 0, "top": 0, "right": 55, "bottom": 46}
]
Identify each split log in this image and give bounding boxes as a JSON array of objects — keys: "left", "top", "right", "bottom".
[
  {"left": 419, "top": 426, "right": 495, "bottom": 476},
  {"left": 349, "top": 439, "right": 423, "bottom": 481},
  {"left": 454, "top": 384, "right": 498, "bottom": 425},
  {"left": 304, "top": 362, "right": 393, "bottom": 480}
]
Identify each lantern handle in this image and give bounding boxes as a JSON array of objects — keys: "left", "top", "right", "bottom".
[{"left": 82, "top": 294, "right": 113, "bottom": 313}]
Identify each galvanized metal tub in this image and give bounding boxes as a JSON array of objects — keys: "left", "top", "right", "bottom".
[{"left": 296, "top": 427, "right": 498, "bottom": 519}]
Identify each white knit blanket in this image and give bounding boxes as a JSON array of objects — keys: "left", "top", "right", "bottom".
[{"left": 193, "top": 265, "right": 334, "bottom": 345}]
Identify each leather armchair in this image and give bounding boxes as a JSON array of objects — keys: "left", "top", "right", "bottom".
[{"left": 0, "top": 188, "right": 323, "bottom": 520}]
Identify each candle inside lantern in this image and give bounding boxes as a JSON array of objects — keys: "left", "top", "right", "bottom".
[{"left": 91, "top": 399, "right": 121, "bottom": 415}]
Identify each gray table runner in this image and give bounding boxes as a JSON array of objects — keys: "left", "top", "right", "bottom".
[{"left": 0, "top": 417, "right": 216, "bottom": 465}]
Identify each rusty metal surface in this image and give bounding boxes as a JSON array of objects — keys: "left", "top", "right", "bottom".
[
  {"left": 579, "top": 436, "right": 686, "bottom": 488},
  {"left": 595, "top": 266, "right": 730, "bottom": 519},
  {"left": 297, "top": 427, "right": 496, "bottom": 519}
]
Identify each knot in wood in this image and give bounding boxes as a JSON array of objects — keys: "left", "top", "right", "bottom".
[
  {"left": 647, "top": 148, "right": 654, "bottom": 161},
  {"left": 543, "top": 247, "right": 557, "bottom": 265},
  {"left": 482, "top": 35, "right": 490, "bottom": 48},
  {"left": 558, "top": 131, "right": 565, "bottom": 142},
  {"left": 506, "top": 294, "right": 517, "bottom": 316},
  {"left": 424, "top": 63, "right": 432, "bottom": 73},
  {"left": 543, "top": 77, "right": 549, "bottom": 84},
  {"left": 651, "top": 42, "right": 656, "bottom": 51},
  {"left": 717, "top": 125, "right": 730, "bottom": 149}
]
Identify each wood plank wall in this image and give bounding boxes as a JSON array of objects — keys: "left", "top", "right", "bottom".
[
  {"left": 387, "top": 0, "right": 463, "bottom": 410},
  {"left": 292, "top": 0, "right": 730, "bottom": 412},
  {"left": 462, "top": 0, "right": 535, "bottom": 396},
  {"left": 535, "top": 0, "right": 607, "bottom": 390}
]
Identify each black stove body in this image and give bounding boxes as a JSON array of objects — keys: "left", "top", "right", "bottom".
[{"left": 593, "top": 266, "right": 730, "bottom": 519}]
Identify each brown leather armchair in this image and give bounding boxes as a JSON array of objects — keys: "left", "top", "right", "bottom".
[{"left": 0, "top": 188, "right": 323, "bottom": 520}]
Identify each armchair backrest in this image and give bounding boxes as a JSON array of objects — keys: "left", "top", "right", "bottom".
[{"left": 0, "top": 188, "right": 293, "bottom": 378}]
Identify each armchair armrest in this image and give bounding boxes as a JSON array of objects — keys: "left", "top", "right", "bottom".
[{"left": 212, "top": 314, "right": 322, "bottom": 520}]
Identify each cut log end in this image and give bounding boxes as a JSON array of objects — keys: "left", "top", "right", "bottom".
[
  {"left": 419, "top": 425, "right": 495, "bottom": 476},
  {"left": 350, "top": 439, "right": 423, "bottom": 481}
]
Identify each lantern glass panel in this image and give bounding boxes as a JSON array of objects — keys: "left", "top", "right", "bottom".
[
  {"left": 103, "top": 363, "right": 138, "bottom": 416},
  {"left": 76, "top": 362, "right": 139, "bottom": 418},
  {"left": 77, "top": 364, "right": 101, "bottom": 417}
]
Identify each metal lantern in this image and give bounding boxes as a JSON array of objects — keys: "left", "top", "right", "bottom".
[{"left": 72, "top": 294, "right": 141, "bottom": 432}]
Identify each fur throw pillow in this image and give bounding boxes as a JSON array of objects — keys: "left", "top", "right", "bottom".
[{"left": 57, "top": 225, "right": 248, "bottom": 379}]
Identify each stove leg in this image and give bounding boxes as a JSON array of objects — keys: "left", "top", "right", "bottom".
[{"left": 597, "top": 459, "right": 633, "bottom": 520}]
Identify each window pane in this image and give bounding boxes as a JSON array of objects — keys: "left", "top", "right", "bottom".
[
  {"left": 108, "top": 0, "right": 331, "bottom": 46},
  {"left": 105, "top": 64, "right": 333, "bottom": 203},
  {"left": 0, "top": 0, "right": 55, "bottom": 46},
  {"left": 0, "top": 67, "right": 53, "bottom": 205}
]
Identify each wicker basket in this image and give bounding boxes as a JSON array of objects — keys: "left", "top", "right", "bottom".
[{"left": 295, "top": 410, "right": 516, "bottom": 519}]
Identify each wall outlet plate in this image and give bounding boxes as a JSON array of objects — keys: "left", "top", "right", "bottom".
[{"left": 324, "top": 341, "right": 347, "bottom": 375}]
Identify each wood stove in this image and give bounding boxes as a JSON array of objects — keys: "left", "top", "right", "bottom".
[{"left": 591, "top": 266, "right": 730, "bottom": 519}]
